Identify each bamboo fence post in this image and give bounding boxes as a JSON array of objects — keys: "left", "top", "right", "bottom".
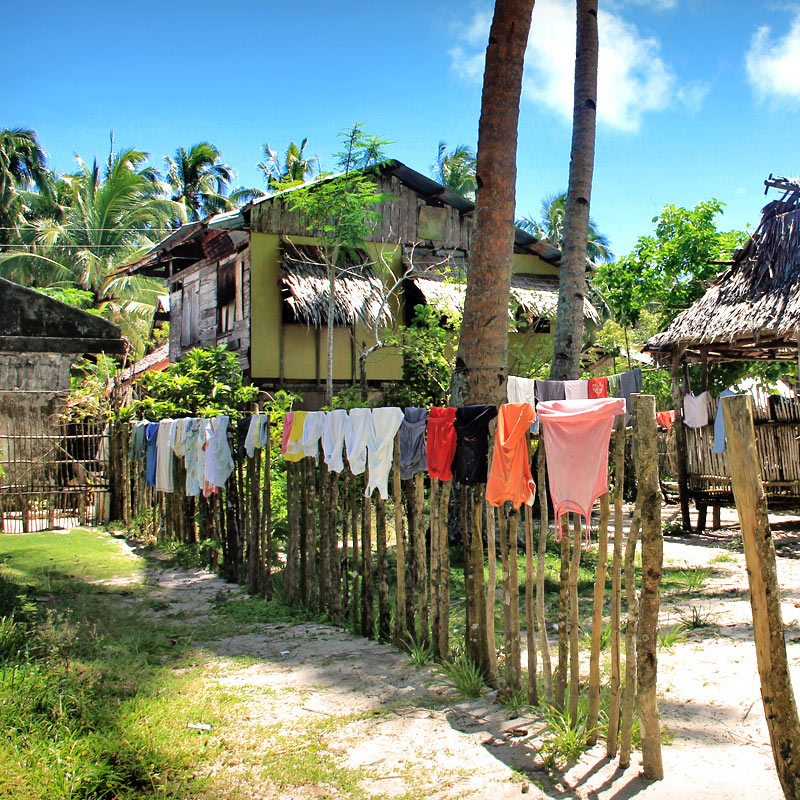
[
  {"left": 525, "top": 502, "right": 538, "bottom": 705},
  {"left": 438, "top": 480, "right": 452, "bottom": 659},
  {"left": 404, "top": 478, "right": 418, "bottom": 641},
  {"left": 587, "top": 492, "right": 611, "bottom": 744},
  {"left": 300, "top": 459, "right": 309, "bottom": 603},
  {"left": 569, "top": 513, "right": 582, "bottom": 725},
  {"left": 306, "top": 458, "right": 319, "bottom": 608},
  {"left": 361, "top": 474, "right": 374, "bottom": 639},
  {"left": 671, "top": 349, "right": 691, "bottom": 532},
  {"left": 376, "top": 492, "right": 390, "bottom": 641},
  {"left": 486, "top": 503, "right": 499, "bottom": 681},
  {"left": 286, "top": 462, "right": 300, "bottom": 606},
  {"left": 472, "top": 489, "right": 491, "bottom": 682},
  {"left": 555, "top": 515, "right": 570, "bottom": 710},
  {"left": 632, "top": 393, "right": 663, "bottom": 781},
  {"left": 537, "top": 443, "right": 554, "bottom": 704},
  {"left": 509, "top": 510, "right": 522, "bottom": 693},
  {"left": 261, "top": 421, "right": 272, "bottom": 600},
  {"left": 392, "top": 439, "right": 406, "bottom": 647},
  {"left": 430, "top": 475, "right": 441, "bottom": 658},
  {"left": 724, "top": 394, "right": 800, "bottom": 798},
  {"left": 607, "top": 418, "right": 625, "bottom": 757},
  {"left": 499, "top": 505, "right": 511, "bottom": 688},
  {"left": 350, "top": 472, "right": 360, "bottom": 633},
  {"left": 341, "top": 472, "right": 350, "bottom": 619},
  {"left": 414, "top": 472, "right": 429, "bottom": 647},
  {"left": 247, "top": 450, "right": 261, "bottom": 595},
  {"left": 318, "top": 462, "right": 330, "bottom": 612},
  {"left": 329, "top": 469, "right": 342, "bottom": 625},
  {"left": 460, "top": 485, "right": 471, "bottom": 656},
  {"left": 619, "top": 505, "right": 642, "bottom": 768}
]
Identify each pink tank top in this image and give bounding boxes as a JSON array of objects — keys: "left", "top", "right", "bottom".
[{"left": 537, "top": 398, "right": 626, "bottom": 544}]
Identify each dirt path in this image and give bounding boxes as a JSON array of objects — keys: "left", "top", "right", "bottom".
[{"left": 119, "top": 506, "right": 800, "bottom": 800}]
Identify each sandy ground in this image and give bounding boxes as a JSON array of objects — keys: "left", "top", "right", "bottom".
[{"left": 113, "top": 504, "right": 800, "bottom": 800}]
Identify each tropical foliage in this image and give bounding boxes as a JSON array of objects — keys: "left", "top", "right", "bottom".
[
  {"left": 258, "top": 138, "right": 318, "bottom": 190},
  {"left": 164, "top": 142, "right": 236, "bottom": 221},
  {"left": 432, "top": 142, "right": 477, "bottom": 199}
]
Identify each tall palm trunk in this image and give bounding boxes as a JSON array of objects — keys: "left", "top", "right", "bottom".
[
  {"left": 550, "top": 0, "right": 599, "bottom": 381},
  {"left": 452, "top": 0, "right": 535, "bottom": 405}
]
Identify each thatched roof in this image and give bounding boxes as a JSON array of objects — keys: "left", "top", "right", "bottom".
[
  {"left": 646, "top": 179, "right": 800, "bottom": 363},
  {"left": 281, "top": 241, "right": 391, "bottom": 328},
  {"left": 408, "top": 271, "right": 600, "bottom": 325}
]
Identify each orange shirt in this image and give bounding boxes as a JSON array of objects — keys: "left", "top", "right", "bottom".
[{"left": 485, "top": 403, "right": 536, "bottom": 508}]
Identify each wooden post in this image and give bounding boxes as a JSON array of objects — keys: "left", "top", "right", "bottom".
[
  {"left": 329, "top": 470, "right": 342, "bottom": 625},
  {"left": 300, "top": 459, "right": 310, "bottom": 604},
  {"left": 430, "top": 475, "right": 441, "bottom": 658},
  {"left": 633, "top": 393, "right": 663, "bottom": 781},
  {"left": 392, "top": 439, "right": 406, "bottom": 648},
  {"left": 318, "top": 463, "right": 329, "bottom": 612},
  {"left": 341, "top": 473, "right": 350, "bottom": 620},
  {"left": 438, "top": 480, "right": 452, "bottom": 659},
  {"left": 671, "top": 349, "right": 691, "bottom": 532},
  {"left": 285, "top": 462, "right": 300, "bottom": 605},
  {"left": 555, "top": 515, "right": 570, "bottom": 710},
  {"left": 509, "top": 510, "right": 522, "bottom": 693},
  {"left": 525, "top": 503, "right": 538, "bottom": 705},
  {"left": 499, "top": 506, "right": 511, "bottom": 688},
  {"left": 607, "top": 418, "right": 625, "bottom": 757},
  {"left": 350, "top": 472, "right": 360, "bottom": 633},
  {"left": 376, "top": 492, "right": 390, "bottom": 641},
  {"left": 469, "top": 488, "right": 490, "bottom": 680},
  {"left": 724, "top": 394, "right": 800, "bottom": 799},
  {"left": 486, "top": 503, "right": 499, "bottom": 681},
  {"left": 587, "top": 493, "right": 610, "bottom": 744},
  {"left": 262, "top": 419, "right": 272, "bottom": 600},
  {"left": 247, "top": 449, "right": 261, "bottom": 595},
  {"left": 414, "top": 472, "right": 429, "bottom": 647},
  {"left": 620, "top": 506, "right": 642, "bottom": 768},
  {"left": 361, "top": 476, "right": 374, "bottom": 639},
  {"left": 537, "top": 442, "right": 554, "bottom": 704},
  {"left": 568, "top": 514, "right": 582, "bottom": 725}
]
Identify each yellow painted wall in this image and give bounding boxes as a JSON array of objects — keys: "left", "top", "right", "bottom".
[
  {"left": 249, "top": 232, "right": 403, "bottom": 382},
  {"left": 512, "top": 252, "right": 559, "bottom": 277}
]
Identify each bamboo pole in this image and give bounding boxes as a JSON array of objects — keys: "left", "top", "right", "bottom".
[
  {"left": 341, "top": 471, "right": 350, "bottom": 620},
  {"left": 619, "top": 505, "right": 642, "bottom": 768},
  {"left": 361, "top": 475, "right": 374, "bottom": 639},
  {"left": 318, "top": 462, "right": 329, "bottom": 612},
  {"left": 587, "top": 492, "right": 610, "bottom": 744},
  {"left": 555, "top": 515, "right": 570, "bottom": 710},
  {"left": 525, "top": 503, "right": 538, "bottom": 704},
  {"left": 329, "top": 469, "right": 342, "bottom": 625},
  {"left": 632, "top": 393, "right": 663, "bottom": 781},
  {"left": 486, "top": 503, "right": 499, "bottom": 681},
  {"left": 438, "top": 480, "right": 452, "bottom": 659},
  {"left": 300, "top": 458, "right": 310, "bottom": 604},
  {"left": 430, "top": 475, "right": 441, "bottom": 658},
  {"left": 404, "top": 478, "right": 418, "bottom": 641},
  {"left": 350, "top": 472, "right": 360, "bottom": 633},
  {"left": 460, "top": 485, "right": 471, "bottom": 657},
  {"left": 247, "top": 449, "right": 261, "bottom": 595},
  {"left": 392, "top": 439, "right": 406, "bottom": 648},
  {"left": 537, "top": 443, "right": 554, "bottom": 704},
  {"left": 262, "top": 420, "right": 272, "bottom": 600},
  {"left": 723, "top": 394, "right": 800, "bottom": 798},
  {"left": 607, "top": 418, "right": 625, "bottom": 757},
  {"left": 414, "top": 472, "right": 429, "bottom": 647},
  {"left": 285, "top": 462, "right": 300, "bottom": 606},
  {"left": 498, "top": 505, "right": 511, "bottom": 688},
  {"left": 376, "top": 491, "right": 390, "bottom": 641},
  {"left": 671, "top": 349, "right": 691, "bottom": 532},
  {"left": 509, "top": 510, "right": 522, "bottom": 693},
  {"left": 568, "top": 514, "right": 582, "bottom": 725}
]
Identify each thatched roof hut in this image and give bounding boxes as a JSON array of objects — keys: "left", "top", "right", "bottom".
[{"left": 646, "top": 176, "right": 800, "bottom": 364}]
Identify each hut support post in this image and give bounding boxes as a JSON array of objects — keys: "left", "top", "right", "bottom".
[
  {"left": 724, "top": 394, "right": 800, "bottom": 799},
  {"left": 671, "top": 349, "right": 691, "bottom": 532},
  {"left": 633, "top": 393, "right": 664, "bottom": 781}
]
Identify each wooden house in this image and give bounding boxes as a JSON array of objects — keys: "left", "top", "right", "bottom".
[{"left": 129, "top": 161, "right": 598, "bottom": 405}]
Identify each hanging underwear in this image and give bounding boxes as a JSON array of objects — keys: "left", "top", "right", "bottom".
[
  {"left": 486, "top": 402, "right": 536, "bottom": 508},
  {"left": 537, "top": 397, "right": 626, "bottom": 545},
  {"left": 322, "top": 409, "right": 348, "bottom": 473},
  {"left": 452, "top": 404, "right": 498, "bottom": 485},
  {"left": 427, "top": 407, "right": 457, "bottom": 481},
  {"left": 399, "top": 407, "right": 428, "bottom": 480},
  {"left": 365, "top": 407, "right": 405, "bottom": 499},
  {"left": 345, "top": 408, "right": 372, "bottom": 475}
]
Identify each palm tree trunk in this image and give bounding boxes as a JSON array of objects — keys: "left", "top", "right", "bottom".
[
  {"left": 550, "top": 0, "right": 599, "bottom": 381},
  {"left": 452, "top": 0, "right": 535, "bottom": 405}
]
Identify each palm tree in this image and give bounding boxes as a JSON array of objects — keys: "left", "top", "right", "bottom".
[
  {"left": 518, "top": 191, "right": 612, "bottom": 266},
  {"left": 164, "top": 143, "right": 235, "bottom": 221},
  {"left": 0, "top": 148, "right": 181, "bottom": 354},
  {"left": 258, "top": 138, "right": 318, "bottom": 190},
  {"left": 432, "top": 142, "right": 477, "bottom": 198},
  {"left": 0, "top": 127, "right": 52, "bottom": 244},
  {"left": 550, "top": 0, "right": 600, "bottom": 384}
]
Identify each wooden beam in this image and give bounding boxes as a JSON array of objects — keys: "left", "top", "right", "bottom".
[
  {"left": 0, "top": 336, "right": 125, "bottom": 354},
  {"left": 724, "top": 394, "right": 800, "bottom": 799}
]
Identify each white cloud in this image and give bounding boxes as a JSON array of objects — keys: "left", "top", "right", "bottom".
[
  {"left": 613, "top": 0, "right": 677, "bottom": 9},
  {"left": 449, "top": 0, "right": 704, "bottom": 133},
  {"left": 745, "top": 10, "right": 800, "bottom": 101}
]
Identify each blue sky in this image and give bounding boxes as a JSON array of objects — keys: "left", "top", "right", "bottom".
[{"left": 5, "top": 0, "right": 800, "bottom": 256}]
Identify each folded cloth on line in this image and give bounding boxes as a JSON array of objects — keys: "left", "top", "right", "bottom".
[
  {"left": 564, "top": 380, "right": 588, "bottom": 400},
  {"left": 453, "top": 404, "right": 498, "bottom": 485},
  {"left": 399, "top": 407, "right": 428, "bottom": 480},
  {"left": 486, "top": 402, "right": 536, "bottom": 508},
  {"left": 365, "top": 407, "right": 405, "bottom": 499},
  {"left": 535, "top": 379, "right": 566, "bottom": 404},
  {"left": 284, "top": 411, "right": 306, "bottom": 463},
  {"left": 345, "top": 408, "right": 372, "bottom": 475},
  {"left": 302, "top": 411, "right": 325, "bottom": 461},
  {"left": 322, "top": 409, "right": 349, "bottom": 473},
  {"left": 507, "top": 375, "right": 536, "bottom": 405},
  {"left": 427, "top": 407, "right": 458, "bottom": 481}
]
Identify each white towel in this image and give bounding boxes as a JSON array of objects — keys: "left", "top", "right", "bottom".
[
  {"left": 683, "top": 391, "right": 711, "bottom": 428},
  {"left": 507, "top": 375, "right": 536, "bottom": 405},
  {"left": 302, "top": 411, "right": 325, "bottom": 461},
  {"left": 244, "top": 413, "right": 268, "bottom": 458},
  {"left": 365, "top": 407, "right": 405, "bottom": 499},
  {"left": 345, "top": 408, "right": 372, "bottom": 475},
  {"left": 322, "top": 410, "right": 349, "bottom": 473},
  {"left": 564, "top": 380, "right": 589, "bottom": 400},
  {"left": 155, "top": 419, "right": 175, "bottom": 492}
]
